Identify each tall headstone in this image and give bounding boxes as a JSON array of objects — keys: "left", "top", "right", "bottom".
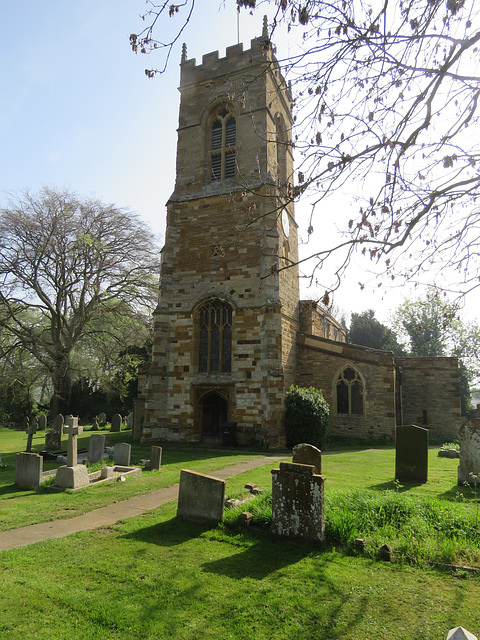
[
  {"left": 395, "top": 424, "right": 428, "bottom": 483},
  {"left": 177, "top": 470, "right": 225, "bottom": 523},
  {"left": 91, "top": 417, "right": 99, "bottom": 431},
  {"left": 271, "top": 462, "right": 325, "bottom": 543},
  {"left": 114, "top": 442, "right": 131, "bottom": 466},
  {"left": 45, "top": 414, "right": 64, "bottom": 451},
  {"left": 149, "top": 446, "right": 162, "bottom": 470},
  {"left": 126, "top": 412, "right": 133, "bottom": 430},
  {"left": 15, "top": 452, "right": 43, "bottom": 489},
  {"left": 25, "top": 417, "right": 38, "bottom": 453},
  {"left": 55, "top": 417, "right": 89, "bottom": 489},
  {"left": 98, "top": 412, "right": 107, "bottom": 426},
  {"left": 458, "top": 418, "right": 480, "bottom": 485},
  {"left": 292, "top": 443, "right": 322, "bottom": 474},
  {"left": 38, "top": 414, "right": 47, "bottom": 431},
  {"left": 88, "top": 433, "right": 105, "bottom": 464},
  {"left": 111, "top": 413, "right": 122, "bottom": 433}
]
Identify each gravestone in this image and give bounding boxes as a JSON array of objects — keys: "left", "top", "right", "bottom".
[
  {"left": 111, "top": 413, "right": 122, "bottom": 432},
  {"left": 126, "top": 412, "right": 133, "bottom": 429},
  {"left": 15, "top": 452, "right": 43, "bottom": 489},
  {"left": 98, "top": 412, "right": 107, "bottom": 426},
  {"left": 45, "top": 413, "right": 64, "bottom": 451},
  {"left": 91, "top": 417, "right": 99, "bottom": 431},
  {"left": 292, "top": 442, "right": 322, "bottom": 474},
  {"left": 114, "top": 442, "right": 131, "bottom": 466},
  {"left": 177, "top": 469, "right": 225, "bottom": 523},
  {"left": 395, "top": 424, "right": 428, "bottom": 483},
  {"left": 38, "top": 414, "right": 47, "bottom": 431},
  {"left": 54, "top": 417, "right": 89, "bottom": 489},
  {"left": 447, "top": 628, "right": 478, "bottom": 640},
  {"left": 150, "top": 446, "right": 162, "bottom": 470},
  {"left": 88, "top": 433, "right": 105, "bottom": 463},
  {"left": 271, "top": 462, "right": 325, "bottom": 543},
  {"left": 458, "top": 418, "right": 480, "bottom": 485},
  {"left": 25, "top": 417, "right": 38, "bottom": 453}
]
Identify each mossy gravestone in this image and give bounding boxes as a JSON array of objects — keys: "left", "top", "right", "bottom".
[{"left": 395, "top": 424, "right": 428, "bottom": 484}]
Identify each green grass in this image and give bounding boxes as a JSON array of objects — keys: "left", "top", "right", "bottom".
[
  {"left": 0, "top": 502, "right": 480, "bottom": 639},
  {"left": 1, "top": 428, "right": 480, "bottom": 638}
]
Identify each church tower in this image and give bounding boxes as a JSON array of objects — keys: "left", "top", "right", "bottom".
[{"left": 141, "top": 19, "right": 299, "bottom": 447}]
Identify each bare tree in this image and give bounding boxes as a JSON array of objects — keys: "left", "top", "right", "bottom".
[
  {"left": 0, "top": 188, "right": 160, "bottom": 417},
  {"left": 131, "top": 0, "right": 480, "bottom": 302}
]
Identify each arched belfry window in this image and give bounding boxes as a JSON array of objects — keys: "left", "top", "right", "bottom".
[
  {"left": 198, "top": 299, "right": 233, "bottom": 373},
  {"left": 336, "top": 366, "right": 364, "bottom": 415},
  {"left": 210, "top": 105, "right": 236, "bottom": 181}
]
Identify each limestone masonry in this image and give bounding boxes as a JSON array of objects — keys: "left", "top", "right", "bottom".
[{"left": 136, "top": 20, "right": 461, "bottom": 447}]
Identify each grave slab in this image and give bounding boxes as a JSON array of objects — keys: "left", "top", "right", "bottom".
[
  {"left": 395, "top": 424, "right": 428, "bottom": 483},
  {"left": 177, "top": 469, "right": 225, "bottom": 523}
]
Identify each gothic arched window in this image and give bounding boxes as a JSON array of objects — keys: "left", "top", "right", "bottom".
[
  {"left": 210, "top": 105, "right": 236, "bottom": 181},
  {"left": 336, "top": 366, "right": 364, "bottom": 415},
  {"left": 198, "top": 299, "right": 233, "bottom": 373}
]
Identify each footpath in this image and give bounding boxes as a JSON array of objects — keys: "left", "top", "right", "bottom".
[{"left": 0, "top": 454, "right": 285, "bottom": 552}]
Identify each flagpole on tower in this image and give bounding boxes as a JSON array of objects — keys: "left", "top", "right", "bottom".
[{"left": 237, "top": 4, "right": 240, "bottom": 44}]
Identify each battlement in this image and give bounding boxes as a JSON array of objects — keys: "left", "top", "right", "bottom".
[{"left": 180, "top": 18, "right": 290, "bottom": 100}]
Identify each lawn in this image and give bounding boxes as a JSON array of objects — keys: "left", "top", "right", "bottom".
[{"left": 0, "top": 428, "right": 480, "bottom": 639}]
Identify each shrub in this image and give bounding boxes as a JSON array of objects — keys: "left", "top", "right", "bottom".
[{"left": 284, "top": 385, "right": 330, "bottom": 449}]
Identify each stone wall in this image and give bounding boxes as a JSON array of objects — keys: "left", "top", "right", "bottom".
[
  {"left": 396, "top": 356, "right": 461, "bottom": 439},
  {"left": 296, "top": 333, "right": 396, "bottom": 439},
  {"left": 299, "top": 301, "right": 346, "bottom": 342}
]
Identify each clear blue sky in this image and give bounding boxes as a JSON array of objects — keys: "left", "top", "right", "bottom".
[{"left": 3, "top": 1, "right": 464, "bottom": 323}]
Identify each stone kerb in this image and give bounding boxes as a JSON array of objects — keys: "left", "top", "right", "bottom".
[
  {"left": 292, "top": 443, "right": 322, "bottom": 474},
  {"left": 177, "top": 469, "right": 225, "bottom": 523},
  {"left": 458, "top": 418, "right": 480, "bottom": 485},
  {"left": 271, "top": 462, "right": 325, "bottom": 543},
  {"left": 395, "top": 424, "right": 428, "bottom": 484}
]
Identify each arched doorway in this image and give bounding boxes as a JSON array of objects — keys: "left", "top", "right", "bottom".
[{"left": 201, "top": 392, "right": 228, "bottom": 443}]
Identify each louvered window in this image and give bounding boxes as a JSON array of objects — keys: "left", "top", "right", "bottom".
[{"left": 210, "top": 105, "right": 236, "bottom": 181}]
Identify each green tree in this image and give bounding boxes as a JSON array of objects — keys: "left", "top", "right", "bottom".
[
  {"left": 284, "top": 385, "right": 330, "bottom": 449},
  {"left": 348, "top": 310, "right": 404, "bottom": 353},
  {"left": 132, "top": 0, "right": 480, "bottom": 301},
  {"left": 0, "top": 188, "right": 160, "bottom": 418},
  {"left": 393, "top": 292, "right": 480, "bottom": 416}
]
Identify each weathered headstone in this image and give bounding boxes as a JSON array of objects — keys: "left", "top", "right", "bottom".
[
  {"left": 111, "top": 413, "right": 122, "bottom": 432},
  {"left": 91, "top": 417, "right": 99, "bottom": 431},
  {"left": 53, "top": 414, "right": 64, "bottom": 433},
  {"left": 458, "top": 418, "right": 480, "bottom": 485},
  {"left": 25, "top": 417, "right": 38, "bottom": 452},
  {"left": 15, "top": 452, "right": 43, "bottom": 489},
  {"left": 88, "top": 433, "right": 105, "bottom": 463},
  {"left": 177, "top": 469, "right": 225, "bottom": 523},
  {"left": 55, "top": 417, "right": 89, "bottom": 489},
  {"left": 98, "top": 412, "right": 107, "bottom": 426},
  {"left": 38, "top": 414, "right": 47, "bottom": 431},
  {"left": 114, "top": 442, "right": 131, "bottom": 466},
  {"left": 395, "top": 424, "right": 428, "bottom": 483},
  {"left": 126, "top": 412, "right": 133, "bottom": 429},
  {"left": 45, "top": 414, "right": 64, "bottom": 451},
  {"left": 292, "top": 442, "right": 322, "bottom": 474},
  {"left": 271, "top": 462, "right": 325, "bottom": 543},
  {"left": 447, "top": 628, "right": 478, "bottom": 640},
  {"left": 149, "top": 446, "right": 162, "bottom": 470}
]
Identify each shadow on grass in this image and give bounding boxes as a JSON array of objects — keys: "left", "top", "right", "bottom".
[
  {"left": 201, "top": 536, "right": 313, "bottom": 579},
  {"left": 122, "top": 515, "right": 214, "bottom": 547},
  {"left": 369, "top": 480, "right": 426, "bottom": 492}
]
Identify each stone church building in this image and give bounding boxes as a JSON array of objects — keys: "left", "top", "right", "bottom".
[{"left": 136, "top": 22, "right": 461, "bottom": 447}]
